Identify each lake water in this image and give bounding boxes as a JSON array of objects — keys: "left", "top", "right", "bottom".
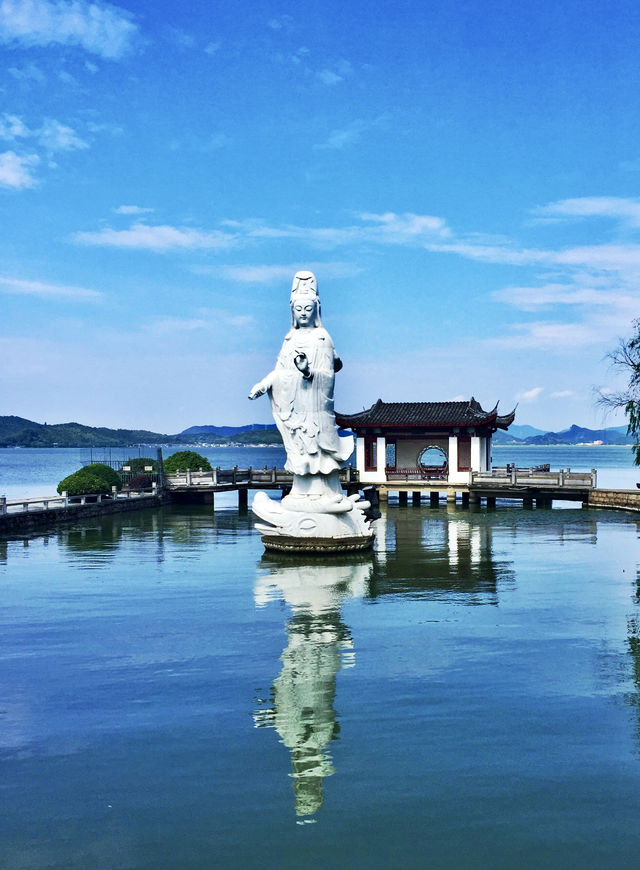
[
  {"left": 0, "top": 443, "right": 638, "bottom": 498},
  {"left": 1, "top": 447, "right": 640, "bottom": 868}
]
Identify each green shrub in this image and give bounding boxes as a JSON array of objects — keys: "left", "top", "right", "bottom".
[
  {"left": 57, "top": 469, "right": 112, "bottom": 496},
  {"left": 120, "top": 457, "right": 158, "bottom": 474},
  {"left": 84, "top": 463, "right": 122, "bottom": 490},
  {"left": 57, "top": 463, "right": 122, "bottom": 496},
  {"left": 163, "top": 450, "right": 212, "bottom": 474}
]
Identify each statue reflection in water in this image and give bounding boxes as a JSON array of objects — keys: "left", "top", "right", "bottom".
[{"left": 254, "top": 557, "right": 373, "bottom": 818}]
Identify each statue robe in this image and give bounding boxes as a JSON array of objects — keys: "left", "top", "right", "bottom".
[{"left": 268, "top": 326, "right": 353, "bottom": 476}]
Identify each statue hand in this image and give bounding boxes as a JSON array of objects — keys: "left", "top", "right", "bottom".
[
  {"left": 248, "top": 381, "right": 266, "bottom": 400},
  {"left": 294, "top": 352, "right": 309, "bottom": 374}
]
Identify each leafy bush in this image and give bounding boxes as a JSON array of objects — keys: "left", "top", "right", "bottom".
[
  {"left": 57, "top": 469, "right": 112, "bottom": 496},
  {"left": 120, "top": 457, "right": 158, "bottom": 474},
  {"left": 57, "top": 463, "right": 122, "bottom": 496},
  {"left": 84, "top": 463, "right": 122, "bottom": 489},
  {"left": 163, "top": 450, "right": 212, "bottom": 474}
]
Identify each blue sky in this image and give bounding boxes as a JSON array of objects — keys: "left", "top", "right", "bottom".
[{"left": 1, "top": 0, "right": 639, "bottom": 433}]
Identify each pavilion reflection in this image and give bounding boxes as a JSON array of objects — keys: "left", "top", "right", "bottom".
[
  {"left": 254, "top": 556, "right": 373, "bottom": 819},
  {"left": 370, "top": 506, "right": 514, "bottom": 602}
]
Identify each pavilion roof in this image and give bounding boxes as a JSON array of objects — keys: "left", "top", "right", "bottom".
[{"left": 336, "top": 398, "right": 516, "bottom": 431}]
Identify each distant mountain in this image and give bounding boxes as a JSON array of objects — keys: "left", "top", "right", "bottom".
[
  {"left": 0, "top": 416, "right": 173, "bottom": 448},
  {"left": 179, "top": 424, "right": 277, "bottom": 437},
  {"left": 509, "top": 424, "right": 548, "bottom": 439},
  {"left": 524, "top": 424, "right": 631, "bottom": 446},
  {"left": 492, "top": 429, "right": 525, "bottom": 445}
]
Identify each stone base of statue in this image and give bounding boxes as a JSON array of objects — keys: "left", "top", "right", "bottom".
[{"left": 252, "top": 471, "right": 374, "bottom": 553}]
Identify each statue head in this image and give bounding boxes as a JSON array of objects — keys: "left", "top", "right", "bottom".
[{"left": 290, "top": 270, "right": 322, "bottom": 328}]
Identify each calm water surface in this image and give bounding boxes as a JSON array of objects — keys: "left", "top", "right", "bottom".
[
  {"left": 0, "top": 444, "right": 638, "bottom": 498},
  {"left": 1, "top": 496, "right": 640, "bottom": 869}
]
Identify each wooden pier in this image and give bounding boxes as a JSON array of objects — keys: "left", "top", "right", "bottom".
[
  {"left": 378, "top": 466, "right": 598, "bottom": 507},
  {"left": 2, "top": 463, "right": 639, "bottom": 538}
]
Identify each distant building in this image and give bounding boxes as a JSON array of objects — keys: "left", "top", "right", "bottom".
[{"left": 336, "top": 398, "right": 516, "bottom": 485}]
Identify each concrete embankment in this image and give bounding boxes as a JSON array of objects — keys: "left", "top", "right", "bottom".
[
  {"left": 0, "top": 493, "right": 172, "bottom": 536},
  {"left": 588, "top": 489, "right": 640, "bottom": 512}
]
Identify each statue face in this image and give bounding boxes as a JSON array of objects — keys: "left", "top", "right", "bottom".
[{"left": 292, "top": 298, "right": 318, "bottom": 328}]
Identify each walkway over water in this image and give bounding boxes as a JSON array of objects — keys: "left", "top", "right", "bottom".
[{"left": 2, "top": 465, "right": 639, "bottom": 537}]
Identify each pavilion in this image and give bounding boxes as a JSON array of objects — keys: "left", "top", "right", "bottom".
[{"left": 336, "top": 398, "right": 516, "bottom": 486}]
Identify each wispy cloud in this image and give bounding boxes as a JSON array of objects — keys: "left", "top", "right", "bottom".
[
  {"left": 316, "top": 59, "right": 352, "bottom": 86},
  {"left": 267, "top": 14, "right": 293, "bottom": 31},
  {"left": 533, "top": 196, "right": 640, "bottom": 228},
  {"left": 0, "top": 0, "right": 138, "bottom": 59},
  {"left": 74, "top": 212, "right": 451, "bottom": 253},
  {"left": 8, "top": 60, "right": 45, "bottom": 82},
  {"left": 215, "top": 261, "right": 362, "bottom": 283},
  {"left": 73, "top": 223, "right": 238, "bottom": 252},
  {"left": 493, "top": 283, "right": 636, "bottom": 312},
  {"left": 516, "top": 386, "right": 544, "bottom": 402},
  {"left": 113, "top": 204, "right": 153, "bottom": 215},
  {"left": 550, "top": 390, "right": 575, "bottom": 399},
  {"left": 0, "top": 150, "right": 39, "bottom": 188},
  {"left": 0, "top": 275, "right": 101, "bottom": 299},
  {"left": 490, "top": 321, "right": 603, "bottom": 351},
  {"left": 0, "top": 113, "right": 88, "bottom": 152},
  {"left": 38, "top": 118, "right": 88, "bottom": 151}
]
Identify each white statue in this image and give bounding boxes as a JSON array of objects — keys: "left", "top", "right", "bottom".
[{"left": 249, "top": 270, "right": 374, "bottom": 549}]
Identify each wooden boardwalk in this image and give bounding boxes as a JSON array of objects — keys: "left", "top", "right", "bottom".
[
  {"left": 379, "top": 466, "right": 598, "bottom": 506},
  {"left": 2, "top": 464, "right": 639, "bottom": 538}
]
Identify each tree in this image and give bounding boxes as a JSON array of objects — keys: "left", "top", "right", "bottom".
[
  {"left": 163, "top": 450, "right": 213, "bottom": 475},
  {"left": 57, "top": 463, "right": 122, "bottom": 496},
  {"left": 599, "top": 318, "right": 640, "bottom": 465}
]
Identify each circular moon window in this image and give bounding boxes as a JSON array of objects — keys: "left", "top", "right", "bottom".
[{"left": 417, "top": 446, "right": 448, "bottom": 475}]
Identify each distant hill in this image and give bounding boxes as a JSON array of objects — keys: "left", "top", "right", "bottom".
[
  {"left": 525, "top": 424, "right": 631, "bottom": 446},
  {"left": 509, "top": 424, "right": 548, "bottom": 440},
  {"left": 0, "top": 415, "right": 630, "bottom": 449},
  {"left": 492, "top": 429, "right": 525, "bottom": 445},
  {"left": 179, "top": 424, "right": 277, "bottom": 437},
  {"left": 0, "top": 416, "right": 283, "bottom": 448},
  {"left": 0, "top": 416, "right": 173, "bottom": 448}
]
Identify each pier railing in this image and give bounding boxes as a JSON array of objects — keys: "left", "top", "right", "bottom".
[
  {"left": 470, "top": 467, "right": 597, "bottom": 489},
  {"left": 0, "top": 488, "right": 158, "bottom": 516},
  {"left": 164, "top": 465, "right": 359, "bottom": 489}
]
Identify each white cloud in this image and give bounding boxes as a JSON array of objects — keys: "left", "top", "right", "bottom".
[
  {"left": 8, "top": 60, "right": 45, "bottom": 82},
  {"left": 0, "top": 113, "right": 89, "bottom": 151},
  {"left": 0, "top": 113, "right": 30, "bottom": 139},
  {"left": 230, "top": 212, "right": 451, "bottom": 248},
  {"left": 534, "top": 196, "right": 640, "bottom": 228},
  {"left": 517, "top": 386, "right": 544, "bottom": 402},
  {"left": 166, "top": 26, "right": 195, "bottom": 49},
  {"left": 113, "top": 204, "right": 153, "bottom": 215},
  {"left": 86, "top": 120, "right": 123, "bottom": 136},
  {"left": 73, "top": 223, "right": 237, "bottom": 252},
  {"left": 490, "top": 321, "right": 602, "bottom": 351},
  {"left": 315, "top": 119, "right": 370, "bottom": 150},
  {"left": 0, "top": 0, "right": 137, "bottom": 59},
  {"left": 38, "top": 117, "right": 88, "bottom": 151},
  {"left": 550, "top": 390, "right": 575, "bottom": 399},
  {"left": 0, "top": 274, "right": 101, "bottom": 299},
  {"left": 317, "top": 68, "right": 343, "bottom": 86},
  {"left": 216, "top": 261, "right": 362, "bottom": 283},
  {"left": 493, "top": 283, "right": 634, "bottom": 311},
  {"left": 143, "top": 316, "right": 209, "bottom": 336},
  {"left": 0, "top": 150, "right": 39, "bottom": 188},
  {"left": 316, "top": 59, "right": 352, "bottom": 86},
  {"left": 267, "top": 14, "right": 292, "bottom": 31}
]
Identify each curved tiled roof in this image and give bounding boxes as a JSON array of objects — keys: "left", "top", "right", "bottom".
[{"left": 336, "top": 398, "right": 516, "bottom": 431}]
